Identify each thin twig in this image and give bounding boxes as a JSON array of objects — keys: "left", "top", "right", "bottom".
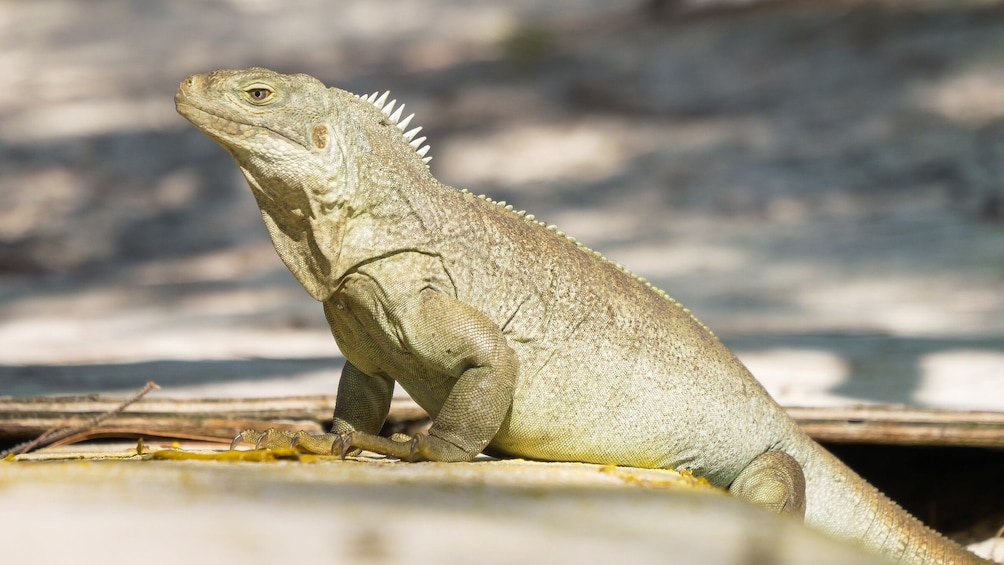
[
  {"left": 47, "top": 427, "right": 232, "bottom": 448},
  {"left": 1, "top": 381, "right": 159, "bottom": 458}
]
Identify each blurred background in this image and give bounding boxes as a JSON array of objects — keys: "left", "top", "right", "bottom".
[{"left": 2, "top": 0, "right": 1003, "bottom": 411}]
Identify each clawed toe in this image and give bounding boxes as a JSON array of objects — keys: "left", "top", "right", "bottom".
[
  {"left": 286, "top": 431, "right": 345, "bottom": 455},
  {"left": 230, "top": 428, "right": 299, "bottom": 451},
  {"left": 230, "top": 428, "right": 354, "bottom": 455},
  {"left": 231, "top": 428, "right": 265, "bottom": 449},
  {"left": 228, "top": 428, "right": 412, "bottom": 459}
]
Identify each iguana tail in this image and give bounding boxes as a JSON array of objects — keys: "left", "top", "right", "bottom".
[{"left": 799, "top": 441, "right": 992, "bottom": 565}]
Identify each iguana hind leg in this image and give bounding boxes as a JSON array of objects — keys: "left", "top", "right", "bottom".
[
  {"left": 230, "top": 289, "right": 517, "bottom": 463},
  {"left": 728, "top": 449, "right": 806, "bottom": 519},
  {"left": 230, "top": 360, "right": 397, "bottom": 455}
]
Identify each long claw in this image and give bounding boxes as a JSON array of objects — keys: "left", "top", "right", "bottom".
[
  {"left": 336, "top": 433, "right": 353, "bottom": 459},
  {"left": 252, "top": 427, "right": 277, "bottom": 450},
  {"left": 231, "top": 429, "right": 263, "bottom": 450},
  {"left": 407, "top": 436, "right": 421, "bottom": 462},
  {"left": 251, "top": 427, "right": 297, "bottom": 450}
]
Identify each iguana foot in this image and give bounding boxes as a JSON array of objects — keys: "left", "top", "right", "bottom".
[
  {"left": 728, "top": 450, "right": 806, "bottom": 519},
  {"left": 325, "top": 431, "right": 425, "bottom": 461},
  {"left": 231, "top": 428, "right": 475, "bottom": 462},
  {"left": 231, "top": 428, "right": 357, "bottom": 455},
  {"left": 231, "top": 428, "right": 305, "bottom": 450},
  {"left": 230, "top": 428, "right": 425, "bottom": 460}
]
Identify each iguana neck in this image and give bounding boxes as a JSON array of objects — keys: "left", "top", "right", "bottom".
[
  {"left": 302, "top": 129, "right": 441, "bottom": 301},
  {"left": 328, "top": 163, "right": 440, "bottom": 281},
  {"left": 240, "top": 87, "right": 440, "bottom": 302}
]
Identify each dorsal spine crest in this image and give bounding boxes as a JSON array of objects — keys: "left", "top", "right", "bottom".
[{"left": 357, "top": 90, "right": 432, "bottom": 165}]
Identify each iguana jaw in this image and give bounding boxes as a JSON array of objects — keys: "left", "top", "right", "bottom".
[{"left": 175, "top": 69, "right": 351, "bottom": 302}]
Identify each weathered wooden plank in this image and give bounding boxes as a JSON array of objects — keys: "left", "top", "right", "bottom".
[
  {"left": 0, "top": 395, "right": 428, "bottom": 442},
  {"left": 1, "top": 395, "right": 1002, "bottom": 447},
  {"left": 786, "top": 405, "right": 1004, "bottom": 448}
]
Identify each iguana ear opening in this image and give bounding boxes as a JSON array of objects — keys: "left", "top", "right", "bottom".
[{"left": 311, "top": 124, "right": 329, "bottom": 151}]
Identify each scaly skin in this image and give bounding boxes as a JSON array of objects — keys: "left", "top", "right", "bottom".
[{"left": 176, "top": 68, "right": 992, "bottom": 565}]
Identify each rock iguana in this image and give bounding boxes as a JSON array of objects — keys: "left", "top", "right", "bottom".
[{"left": 175, "top": 67, "right": 992, "bottom": 565}]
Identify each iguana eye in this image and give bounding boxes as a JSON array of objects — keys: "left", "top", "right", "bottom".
[{"left": 245, "top": 87, "right": 273, "bottom": 103}]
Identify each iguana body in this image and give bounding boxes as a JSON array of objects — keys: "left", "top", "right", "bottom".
[{"left": 176, "top": 68, "right": 990, "bottom": 565}]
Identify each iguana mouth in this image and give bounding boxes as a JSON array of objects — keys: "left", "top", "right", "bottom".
[{"left": 175, "top": 100, "right": 303, "bottom": 150}]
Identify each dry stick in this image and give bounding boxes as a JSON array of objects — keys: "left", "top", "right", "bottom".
[
  {"left": 1, "top": 381, "right": 159, "bottom": 458},
  {"left": 48, "top": 428, "right": 231, "bottom": 448}
]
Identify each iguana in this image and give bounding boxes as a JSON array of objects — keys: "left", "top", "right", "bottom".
[{"left": 175, "top": 67, "right": 992, "bottom": 565}]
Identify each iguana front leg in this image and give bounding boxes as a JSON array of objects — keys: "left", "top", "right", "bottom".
[
  {"left": 232, "top": 360, "right": 394, "bottom": 452},
  {"left": 235, "top": 288, "right": 517, "bottom": 463},
  {"left": 340, "top": 288, "right": 517, "bottom": 462}
]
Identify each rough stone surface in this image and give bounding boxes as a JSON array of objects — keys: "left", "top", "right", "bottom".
[{"left": 1, "top": 450, "right": 894, "bottom": 565}]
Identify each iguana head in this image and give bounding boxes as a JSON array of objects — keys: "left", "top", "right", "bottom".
[{"left": 175, "top": 67, "right": 432, "bottom": 301}]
